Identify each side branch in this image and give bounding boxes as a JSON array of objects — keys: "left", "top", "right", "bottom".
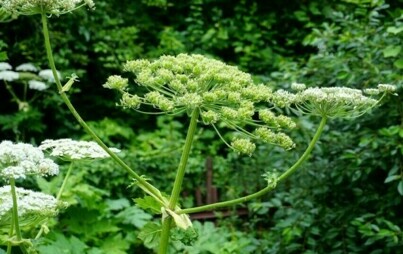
[{"left": 178, "top": 116, "right": 328, "bottom": 214}]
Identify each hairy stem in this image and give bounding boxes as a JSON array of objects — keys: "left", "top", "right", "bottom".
[
  {"left": 40, "top": 13, "right": 160, "bottom": 199},
  {"left": 158, "top": 109, "right": 200, "bottom": 254},
  {"left": 179, "top": 116, "right": 328, "bottom": 214}
]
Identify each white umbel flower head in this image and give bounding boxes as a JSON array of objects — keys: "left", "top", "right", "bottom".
[
  {"left": 0, "top": 141, "right": 59, "bottom": 180},
  {"left": 28, "top": 80, "right": 48, "bottom": 91},
  {"left": 16, "top": 63, "right": 38, "bottom": 72},
  {"left": 0, "top": 70, "right": 19, "bottom": 81},
  {"left": 0, "top": 0, "right": 95, "bottom": 16},
  {"left": 0, "top": 62, "right": 12, "bottom": 71},
  {"left": 295, "top": 87, "right": 379, "bottom": 119},
  {"left": 40, "top": 139, "right": 120, "bottom": 161},
  {"left": 39, "top": 69, "right": 61, "bottom": 83},
  {"left": 0, "top": 186, "right": 67, "bottom": 228}
]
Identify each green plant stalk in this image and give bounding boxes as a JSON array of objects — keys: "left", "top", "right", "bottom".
[
  {"left": 9, "top": 178, "right": 28, "bottom": 254},
  {"left": 6, "top": 203, "right": 15, "bottom": 254},
  {"left": 35, "top": 162, "right": 75, "bottom": 239},
  {"left": 10, "top": 178, "right": 22, "bottom": 241},
  {"left": 179, "top": 116, "right": 328, "bottom": 214},
  {"left": 40, "top": 13, "right": 160, "bottom": 200},
  {"left": 158, "top": 109, "right": 200, "bottom": 254}
]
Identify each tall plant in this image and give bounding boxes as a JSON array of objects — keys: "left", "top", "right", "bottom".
[{"left": 0, "top": 1, "right": 396, "bottom": 253}]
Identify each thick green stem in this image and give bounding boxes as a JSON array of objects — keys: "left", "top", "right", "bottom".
[
  {"left": 10, "top": 179, "right": 22, "bottom": 241},
  {"left": 6, "top": 193, "right": 15, "bottom": 254},
  {"left": 179, "top": 116, "right": 328, "bottom": 214},
  {"left": 40, "top": 13, "right": 159, "bottom": 199},
  {"left": 158, "top": 109, "right": 200, "bottom": 254}
]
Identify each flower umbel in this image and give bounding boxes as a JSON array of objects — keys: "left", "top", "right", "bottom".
[
  {"left": 294, "top": 86, "right": 383, "bottom": 119},
  {"left": 0, "top": 0, "right": 95, "bottom": 16},
  {"left": 0, "top": 186, "right": 67, "bottom": 228},
  {"left": 40, "top": 138, "right": 120, "bottom": 161},
  {"left": 105, "top": 54, "right": 295, "bottom": 155},
  {"left": 0, "top": 141, "right": 59, "bottom": 180}
]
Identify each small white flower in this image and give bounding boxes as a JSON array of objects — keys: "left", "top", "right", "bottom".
[
  {"left": 0, "top": 0, "right": 95, "bottom": 16},
  {"left": 0, "top": 62, "right": 12, "bottom": 71},
  {"left": 16, "top": 63, "right": 38, "bottom": 72},
  {"left": 0, "top": 70, "right": 19, "bottom": 81},
  {"left": 377, "top": 84, "right": 396, "bottom": 93},
  {"left": 0, "top": 140, "right": 59, "bottom": 180},
  {"left": 291, "top": 82, "right": 306, "bottom": 91},
  {"left": 28, "top": 80, "right": 48, "bottom": 91},
  {"left": 0, "top": 186, "right": 67, "bottom": 227},
  {"left": 39, "top": 69, "right": 61, "bottom": 83},
  {"left": 40, "top": 139, "right": 120, "bottom": 161}
]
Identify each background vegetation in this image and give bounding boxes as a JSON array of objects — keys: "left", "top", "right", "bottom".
[{"left": 1, "top": 0, "right": 402, "bottom": 253}]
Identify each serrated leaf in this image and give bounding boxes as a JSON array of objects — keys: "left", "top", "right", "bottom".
[
  {"left": 397, "top": 180, "right": 403, "bottom": 196},
  {"left": 134, "top": 196, "right": 162, "bottom": 214},
  {"left": 100, "top": 233, "right": 130, "bottom": 254},
  {"left": 393, "top": 58, "right": 403, "bottom": 69},
  {"left": 138, "top": 222, "right": 161, "bottom": 249},
  {"left": 383, "top": 45, "right": 401, "bottom": 58},
  {"left": 116, "top": 206, "right": 152, "bottom": 228},
  {"left": 384, "top": 175, "right": 401, "bottom": 183},
  {"left": 106, "top": 198, "right": 130, "bottom": 211}
]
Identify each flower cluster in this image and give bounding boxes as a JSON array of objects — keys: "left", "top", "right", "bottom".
[
  {"left": 104, "top": 54, "right": 296, "bottom": 155},
  {"left": 0, "top": 62, "right": 63, "bottom": 91},
  {"left": 0, "top": 141, "right": 59, "bottom": 180},
  {"left": 292, "top": 84, "right": 396, "bottom": 119},
  {"left": 0, "top": 186, "right": 67, "bottom": 228},
  {"left": 39, "top": 138, "right": 120, "bottom": 161},
  {"left": 0, "top": 0, "right": 95, "bottom": 16}
]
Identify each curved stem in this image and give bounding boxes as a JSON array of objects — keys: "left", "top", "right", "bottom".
[
  {"left": 40, "top": 13, "right": 159, "bottom": 199},
  {"left": 158, "top": 109, "right": 200, "bottom": 254},
  {"left": 179, "top": 116, "right": 328, "bottom": 214}
]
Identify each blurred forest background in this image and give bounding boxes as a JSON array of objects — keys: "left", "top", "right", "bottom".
[{"left": 0, "top": 0, "right": 402, "bottom": 253}]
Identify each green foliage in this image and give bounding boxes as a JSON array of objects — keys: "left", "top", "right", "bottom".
[{"left": 1, "top": 0, "right": 402, "bottom": 252}]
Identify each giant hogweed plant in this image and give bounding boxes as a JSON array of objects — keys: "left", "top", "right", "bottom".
[{"left": 0, "top": 1, "right": 397, "bottom": 253}]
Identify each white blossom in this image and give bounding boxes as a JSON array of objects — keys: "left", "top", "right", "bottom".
[
  {"left": 290, "top": 82, "right": 306, "bottom": 91},
  {"left": 39, "top": 69, "right": 61, "bottom": 83},
  {"left": 0, "top": 70, "right": 19, "bottom": 81},
  {"left": 377, "top": 84, "right": 396, "bottom": 93},
  {"left": 0, "top": 0, "right": 95, "bottom": 16},
  {"left": 28, "top": 80, "right": 48, "bottom": 91},
  {"left": 40, "top": 139, "right": 120, "bottom": 161},
  {"left": 16, "top": 63, "right": 38, "bottom": 72},
  {"left": 0, "top": 62, "right": 12, "bottom": 71},
  {"left": 0, "top": 141, "right": 59, "bottom": 180},
  {"left": 0, "top": 186, "right": 67, "bottom": 227}
]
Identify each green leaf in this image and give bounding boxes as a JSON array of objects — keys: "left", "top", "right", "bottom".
[
  {"left": 134, "top": 196, "right": 162, "bottom": 214},
  {"left": 35, "top": 233, "right": 87, "bottom": 254},
  {"left": 138, "top": 222, "right": 161, "bottom": 249},
  {"left": 382, "top": 45, "right": 401, "bottom": 58},
  {"left": 100, "top": 234, "right": 130, "bottom": 254},
  {"left": 393, "top": 58, "right": 403, "bottom": 69},
  {"left": 398, "top": 180, "right": 403, "bottom": 196},
  {"left": 116, "top": 206, "right": 153, "bottom": 228},
  {"left": 387, "top": 26, "right": 403, "bottom": 34},
  {"left": 384, "top": 175, "right": 401, "bottom": 183},
  {"left": 106, "top": 198, "right": 130, "bottom": 211}
]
